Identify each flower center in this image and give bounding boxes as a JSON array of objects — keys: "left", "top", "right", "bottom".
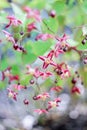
[{"left": 45, "top": 58, "right": 51, "bottom": 64}]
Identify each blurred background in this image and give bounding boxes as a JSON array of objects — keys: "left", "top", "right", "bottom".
[{"left": 0, "top": 0, "right": 87, "bottom": 130}]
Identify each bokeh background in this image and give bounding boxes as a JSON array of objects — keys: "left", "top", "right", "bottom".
[{"left": 0, "top": 0, "right": 87, "bottom": 130}]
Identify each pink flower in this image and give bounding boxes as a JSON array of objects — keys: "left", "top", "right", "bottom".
[
  {"left": 2, "top": 30, "right": 15, "bottom": 44},
  {"left": 71, "top": 86, "right": 80, "bottom": 94},
  {"left": 34, "top": 109, "right": 48, "bottom": 114},
  {"left": 56, "top": 33, "right": 69, "bottom": 43},
  {"left": 23, "top": 6, "right": 41, "bottom": 22},
  {"left": 47, "top": 98, "right": 61, "bottom": 110},
  {"left": 40, "top": 71, "right": 52, "bottom": 79},
  {"left": 54, "top": 63, "right": 70, "bottom": 79},
  {"left": 7, "top": 88, "right": 18, "bottom": 101},
  {"left": 39, "top": 50, "right": 56, "bottom": 69},
  {"left": 33, "top": 92, "right": 50, "bottom": 101},
  {"left": 26, "top": 65, "right": 41, "bottom": 78},
  {"left": 2, "top": 67, "right": 19, "bottom": 83},
  {"left": 54, "top": 34, "right": 69, "bottom": 57},
  {"left": 13, "top": 83, "right": 25, "bottom": 91},
  {"left": 35, "top": 34, "right": 54, "bottom": 41},
  {"left": 2, "top": 67, "right": 12, "bottom": 81},
  {"left": 8, "top": 75, "right": 19, "bottom": 83},
  {"left": 54, "top": 43, "right": 64, "bottom": 57},
  {"left": 51, "top": 86, "right": 62, "bottom": 92},
  {"left": 27, "top": 22, "right": 37, "bottom": 32},
  {"left": 5, "top": 15, "right": 22, "bottom": 28}
]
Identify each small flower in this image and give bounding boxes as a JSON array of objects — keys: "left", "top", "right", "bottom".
[
  {"left": 33, "top": 92, "right": 50, "bottom": 101},
  {"left": 5, "top": 15, "right": 22, "bottom": 28},
  {"left": 40, "top": 71, "right": 52, "bottom": 79},
  {"left": 7, "top": 88, "right": 18, "bottom": 101},
  {"left": 54, "top": 63, "right": 70, "bottom": 79},
  {"left": 56, "top": 33, "right": 69, "bottom": 43},
  {"left": 51, "top": 86, "right": 62, "bottom": 92},
  {"left": 34, "top": 109, "right": 48, "bottom": 114},
  {"left": 26, "top": 65, "right": 41, "bottom": 78},
  {"left": 2, "top": 67, "right": 19, "bottom": 84},
  {"left": 47, "top": 98, "right": 61, "bottom": 110},
  {"left": 54, "top": 34, "right": 69, "bottom": 57},
  {"left": 13, "top": 83, "right": 25, "bottom": 91},
  {"left": 54, "top": 45, "right": 64, "bottom": 57},
  {"left": 9, "top": 75, "right": 19, "bottom": 83},
  {"left": 2, "top": 30, "right": 15, "bottom": 44},
  {"left": 27, "top": 22, "right": 37, "bottom": 32},
  {"left": 2, "top": 67, "right": 12, "bottom": 81},
  {"left": 71, "top": 86, "right": 80, "bottom": 94},
  {"left": 35, "top": 33, "right": 54, "bottom": 41},
  {"left": 39, "top": 50, "right": 56, "bottom": 69},
  {"left": 23, "top": 6, "right": 41, "bottom": 22}
]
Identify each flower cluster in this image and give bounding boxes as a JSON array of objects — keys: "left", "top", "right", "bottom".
[{"left": 1, "top": 5, "right": 85, "bottom": 115}]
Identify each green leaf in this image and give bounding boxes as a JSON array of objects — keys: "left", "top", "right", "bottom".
[
  {"left": 57, "top": 15, "right": 65, "bottom": 25},
  {"left": 31, "top": 40, "right": 53, "bottom": 56},
  {"left": 11, "top": 65, "right": 20, "bottom": 75},
  {"left": 26, "top": 0, "right": 46, "bottom": 9},
  {"left": 53, "top": 1, "right": 66, "bottom": 15},
  {"left": 11, "top": 3, "right": 26, "bottom": 24},
  {"left": 77, "top": 42, "right": 87, "bottom": 50},
  {"left": 0, "top": 1, "right": 9, "bottom": 8},
  {"left": 20, "top": 74, "right": 32, "bottom": 86},
  {"left": 0, "top": 58, "right": 9, "bottom": 70},
  {"left": 42, "top": 17, "right": 59, "bottom": 34},
  {"left": 81, "top": 1, "right": 87, "bottom": 14},
  {"left": 22, "top": 43, "right": 37, "bottom": 64}
]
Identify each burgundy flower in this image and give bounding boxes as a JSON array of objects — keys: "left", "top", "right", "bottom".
[
  {"left": 51, "top": 86, "right": 62, "bottom": 92},
  {"left": 9, "top": 75, "right": 19, "bottom": 83},
  {"left": 23, "top": 6, "right": 41, "bottom": 22},
  {"left": 26, "top": 65, "right": 41, "bottom": 78},
  {"left": 2, "top": 30, "right": 15, "bottom": 44},
  {"left": 47, "top": 98, "right": 61, "bottom": 110},
  {"left": 34, "top": 109, "right": 48, "bottom": 114},
  {"left": 54, "top": 43, "right": 64, "bottom": 57},
  {"left": 54, "top": 63, "right": 70, "bottom": 79},
  {"left": 2, "top": 67, "right": 19, "bottom": 83},
  {"left": 27, "top": 22, "right": 37, "bottom": 32},
  {"left": 39, "top": 50, "right": 56, "bottom": 69},
  {"left": 54, "top": 34, "right": 69, "bottom": 57},
  {"left": 40, "top": 71, "right": 52, "bottom": 79},
  {"left": 7, "top": 88, "right": 18, "bottom": 101},
  {"left": 5, "top": 15, "right": 22, "bottom": 28},
  {"left": 35, "top": 33, "right": 54, "bottom": 41},
  {"left": 71, "top": 86, "right": 80, "bottom": 94},
  {"left": 2, "top": 67, "right": 12, "bottom": 81},
  {"left": 33, "top": 92, "right": 50, "bottom": 101},
  {"left": 13, "top": 83, "right": 25, "bottom": 91},
  {"left": 56, "top": 33, "right": 69, "bottom": 42}
]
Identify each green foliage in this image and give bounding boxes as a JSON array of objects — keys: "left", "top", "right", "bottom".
[
  {"left": 42, "top": 18, "right": 59, "bottom": 34},
  {"left": 53, "top": 1, "right": 66, "bottom": 15}
]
